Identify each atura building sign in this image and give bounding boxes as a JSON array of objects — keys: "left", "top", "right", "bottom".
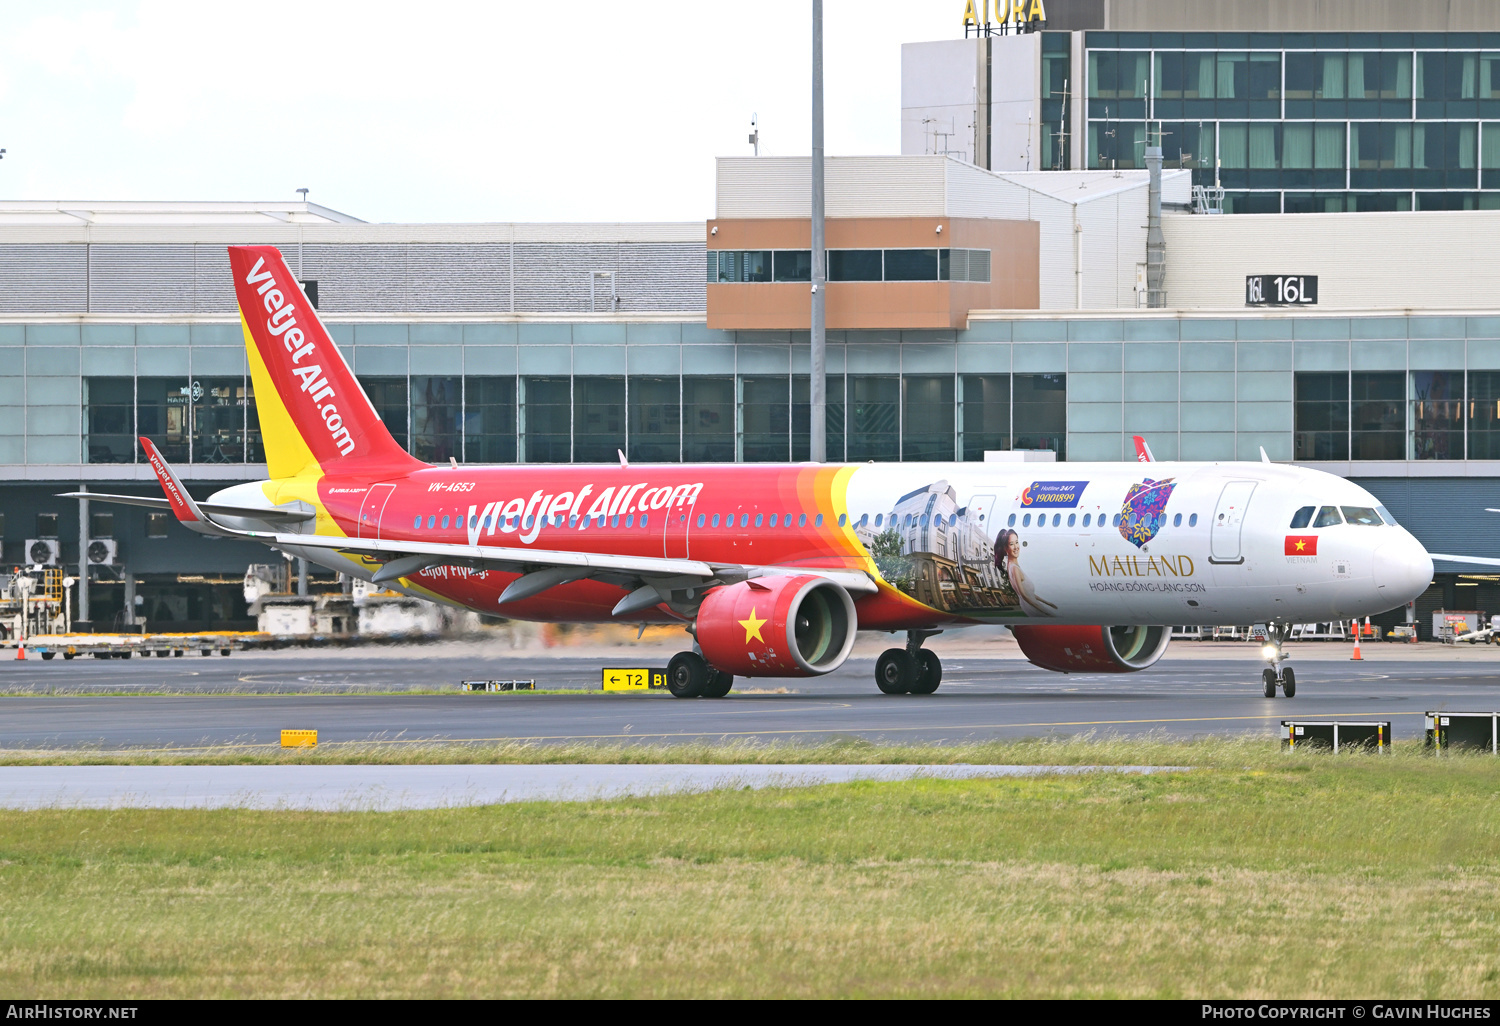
[{"left": 963, "top": 0, "right": 1046, "bottom": 34}]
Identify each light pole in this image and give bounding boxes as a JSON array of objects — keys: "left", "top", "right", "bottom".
[{"left": 810, "top": 0, "right": 827, "bottom": 463}]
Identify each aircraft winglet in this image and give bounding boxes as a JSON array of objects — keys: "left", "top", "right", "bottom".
[{"left": 139, "top": 436, "right": 207, "bottom": 523}]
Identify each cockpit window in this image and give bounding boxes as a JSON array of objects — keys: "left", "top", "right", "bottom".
[
  {"left": 1342, "top": 506, "right": 1382, "bottom": 526},
  {"left": 1312, "top": 505, "right": 1343, "bottom": 528},
  {"left": 1376, "top": 505, "right": 1397, "bottom": 526},
  {"left": 1289, "top": 506, "right": 1314, "bottom": 529}
]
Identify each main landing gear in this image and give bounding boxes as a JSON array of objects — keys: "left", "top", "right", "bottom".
[
  {"left": 1259, "top": 623, "right": 1296, "bottom": 699},
  {"left": 666, "top": 650, "right": 734, "bottom": 699},
  {"left": 876, "top": 629, "right": 943, "bottom": 695}
]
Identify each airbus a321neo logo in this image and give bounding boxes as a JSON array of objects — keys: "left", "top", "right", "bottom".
[{"left": 243, "top": 256, "right": 356, "bottom": 456}]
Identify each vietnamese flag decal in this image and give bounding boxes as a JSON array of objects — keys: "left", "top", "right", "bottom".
[{"left": 1285, "top": 535, "right": 1319, "bottom": 556}]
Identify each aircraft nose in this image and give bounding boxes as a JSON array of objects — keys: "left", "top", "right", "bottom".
[{"left": 1375, "top": 536, "right": 1434, "bottom": 605}]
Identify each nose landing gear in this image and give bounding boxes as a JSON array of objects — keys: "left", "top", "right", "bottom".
[{"left": 1259, "top": 623, "right": 1296, "bottom": 698}]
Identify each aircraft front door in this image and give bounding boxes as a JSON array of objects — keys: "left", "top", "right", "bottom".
[
  {"left": 357, "top": 483, "right": 396, "bottom": 539},
  {"left": 1209, "top": 481, "right": 1257, "bottom": 565}
]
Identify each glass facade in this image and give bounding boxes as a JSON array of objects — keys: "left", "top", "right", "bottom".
[
  {"left": 1081, "top": 31, "right": 1500, "bottom": 211},
  {"left": 1293, "top": 368, "right": 1500, "bottom": 460},
  {"left": 40, "top": 315, "right": 1500, "bottom": 472}
]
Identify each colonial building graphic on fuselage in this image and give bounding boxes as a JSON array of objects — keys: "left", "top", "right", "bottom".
[{"left": 853, "top": 480, "right": 1025, "bottom": 616}]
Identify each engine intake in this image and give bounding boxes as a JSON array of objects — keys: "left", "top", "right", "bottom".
[
  {"left": 1010, "top": 624, "right": 1170, "bottom": 673},
  {"left": 696, "top": 575, "right": 857, "bottom": 677}
]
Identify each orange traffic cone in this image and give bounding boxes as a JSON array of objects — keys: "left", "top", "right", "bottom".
[
  {"left": 15, "top": 642, "right": 25, "bottom": 660},
  {"left": 1350, "top": 619, "right": 1363, "bottom": 661}
]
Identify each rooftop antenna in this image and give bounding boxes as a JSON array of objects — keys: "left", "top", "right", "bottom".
[
  {"left": 294, "top": 188, "right": 310, "bottom": 279},
  {"left": 749, "top": 113, "right": 759, "bottom": 156},
  {"left": 810, "top": 0, "right": 826, "bottom": 464}
]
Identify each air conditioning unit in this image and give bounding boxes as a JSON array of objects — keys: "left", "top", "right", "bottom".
[
  {"left": 87, "top": 539, "right": 118, "bottom": 566},
  {"left": 25, "top": 539, "right": 60, "bottom": 566}
]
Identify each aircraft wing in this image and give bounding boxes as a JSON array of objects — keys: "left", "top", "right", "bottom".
[
  {"left": 135, "top": 436, "right": 876, "bottom": 601},
  {"left": 1430, "top": 553, "right": 1500, "bottom": 567},
  {"left": 57, "top": 491, "right": 316, "bottom": 524}
]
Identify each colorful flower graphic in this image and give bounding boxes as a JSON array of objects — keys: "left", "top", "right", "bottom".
[{"left": 1118, "top": 477, "right": 1176, "bottom": 548}]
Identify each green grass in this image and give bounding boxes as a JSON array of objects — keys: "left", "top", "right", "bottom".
[
  {"left": 0, "top": 733, "right": 1455, "bottom": 766},
  {"left": 3, "top": 744, "right": 1500, "bottom": 997}
]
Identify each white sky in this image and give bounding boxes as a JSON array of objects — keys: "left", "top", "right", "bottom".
[{"left": 0, "top": 1, "right": 961, "bottom": 223}]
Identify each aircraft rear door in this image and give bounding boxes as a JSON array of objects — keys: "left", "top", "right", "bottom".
[
  {"left": 1209, "top": 480, "right": 1257, "bottom": 564},
  {"left": 357, "top": 483, "right": 396, "bottom": 539}
]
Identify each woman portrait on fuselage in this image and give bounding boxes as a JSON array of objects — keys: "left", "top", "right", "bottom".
[{"left": 994, "top": 528, "right": 1057, "bottom": 617}]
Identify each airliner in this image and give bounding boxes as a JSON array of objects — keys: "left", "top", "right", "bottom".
[{"left": 71, "top": 246, "right": 1435, "bottom": 700}]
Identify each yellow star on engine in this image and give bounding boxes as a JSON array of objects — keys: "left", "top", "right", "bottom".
[{"left": 739, "top": 607, "right": 767, "bottom": 645}]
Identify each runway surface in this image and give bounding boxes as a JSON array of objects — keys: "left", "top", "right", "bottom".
[
  {"left": 0, "top": 763, "right": 1177, "bottom": 810},
  {"left": 1, "top": 646, "right": 1497, "bottom": 750}
]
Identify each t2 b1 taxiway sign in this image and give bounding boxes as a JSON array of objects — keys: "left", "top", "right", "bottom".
[{"left": 1246, "top": 274, "right": 1318, "bottom": 306}]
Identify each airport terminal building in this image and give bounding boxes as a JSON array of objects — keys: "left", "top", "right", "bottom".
[{"left": 5, "top": 0, "right": 1500, "bottom": 632}]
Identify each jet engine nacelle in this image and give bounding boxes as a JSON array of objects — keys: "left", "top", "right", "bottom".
[
  {"left": 697, "top": 575, "right": 857, "bottom": 677},
  {"left": 1010, "top": 624, "right": 1171, "bottom": 673}
]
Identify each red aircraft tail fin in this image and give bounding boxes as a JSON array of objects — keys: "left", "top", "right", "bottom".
[
  {"left": 228, "top": 245, "right": 422, "bottom": 479},
  {"left": 1132, "top": 435, "right": 1156, "bottom": 463}
]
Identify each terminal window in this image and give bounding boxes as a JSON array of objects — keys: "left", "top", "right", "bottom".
[
  {"left": 628, "top": 377, "right": 681, "bottom": 463},
  {"left": 792, "top": 374, "right": 846, "bottom": 462},
  {"left": 84, "top": 377, "right": 135, "bottom": 464},
  {"left": 463, "top": 376, "right": 516, "bottom": 464},
  {"left": 684, "top": 376, "right": 735, "bottom": 463},
  {"left": 572, "top": 377, "right": 625, "bottom": 464}
]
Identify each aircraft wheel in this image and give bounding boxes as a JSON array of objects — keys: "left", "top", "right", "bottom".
[
  {"left": 666, "top": 651, "right": 709, "bottom": 698},
  {"left": 1263, "top": 668, "right": 1277, "bottom": 699},
  {"left": 909, "top": 650, "right": 942, "bottom": 695},
  {"left": 700, "top": 669, "right": 734, "bottom": 699},
  {"left": 1282, "top": 667, "right": 1296, "bottom": 698},
  {"left": 876, "top": 648, "right": 917, "bottom": 695}
]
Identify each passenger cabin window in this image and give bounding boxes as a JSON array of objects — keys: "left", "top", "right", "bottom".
[
  {"left": 1312, "top": 505, "right": 1343, "bottom": 528},
  {"left": 1189, "top": 514, "right": 1198, "bottom": 527},
  {"left": 1290, "top": 506, "right": 1314, "bottom": 529},
  {"left": 1008, "top": 513, "right": 1017, "bottom": 526},
  {"left": 1342, "top": 506, "right": 1382, "bottom": 526},
  {"left": 1172, "top": 513, "right": 1181, "bottom": 527}
]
